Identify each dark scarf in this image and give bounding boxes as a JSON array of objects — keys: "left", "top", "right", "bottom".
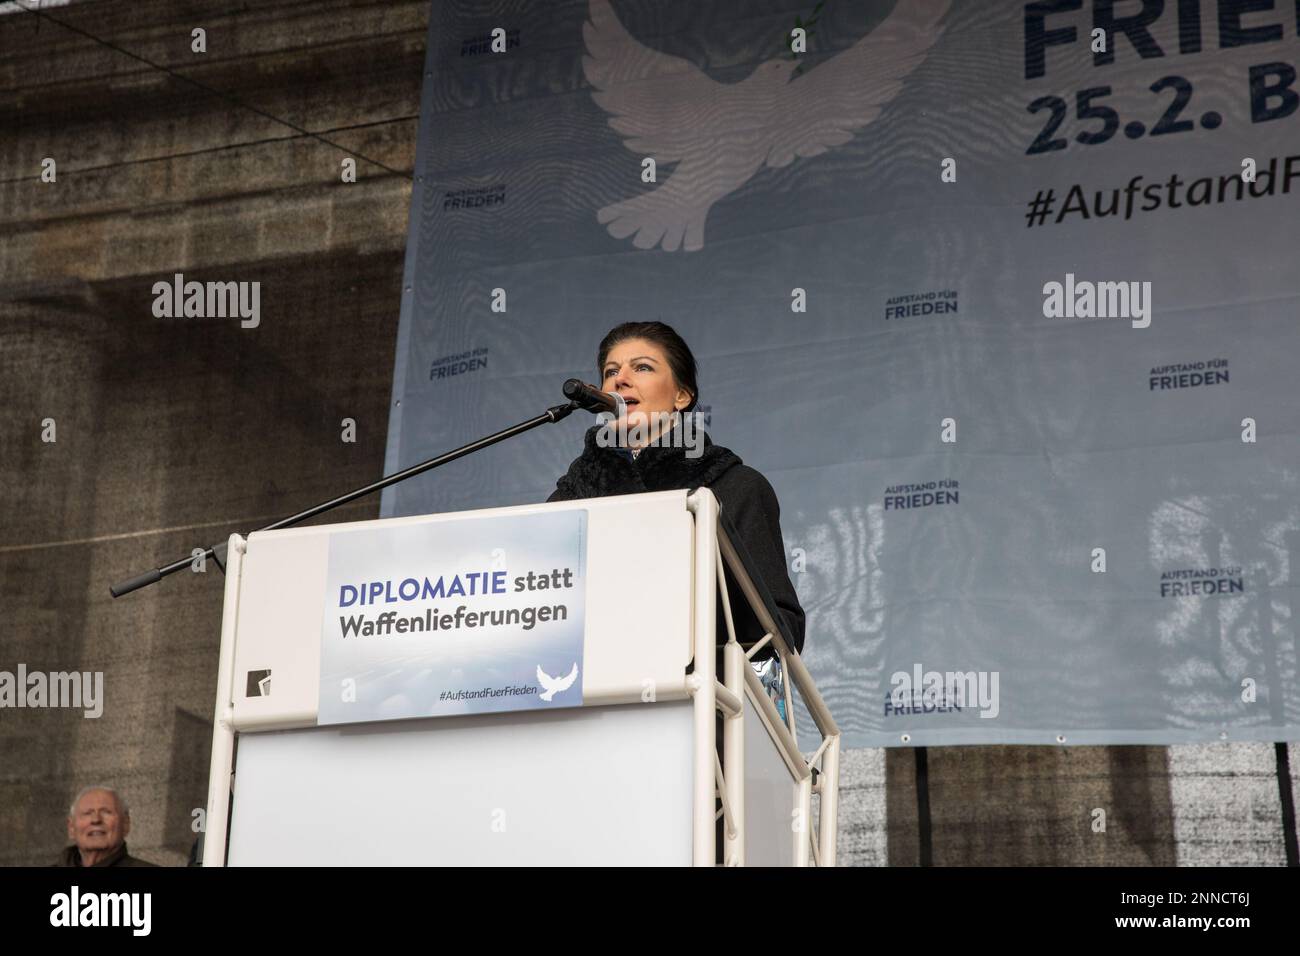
[
  {"left": 57, "top": 842, "right": 132, "bottom": 867},
  {"left": 550, "top": 423, "right": 742, "bottom": 500}
]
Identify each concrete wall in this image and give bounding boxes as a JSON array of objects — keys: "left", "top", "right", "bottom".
[
  {"left": 1, "top": 0, "right": 1294, "bottom": 867},
  {"left": 0, "top": 0, "right": 424, "bottom": 865}
]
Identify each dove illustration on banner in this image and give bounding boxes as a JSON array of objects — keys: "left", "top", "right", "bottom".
[
  {"left": 537, "top": 663, "right": 579, "bottom": 701},
  {"left": 583, "top": 0, "right": 950, "bottom": 251}
]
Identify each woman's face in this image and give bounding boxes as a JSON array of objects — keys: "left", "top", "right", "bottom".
[{"left": 600, "top": 338, "right": 691, "bottom": 440}]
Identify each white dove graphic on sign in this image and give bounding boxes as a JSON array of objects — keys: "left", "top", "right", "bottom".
[
  {"left": 583, "top": 0, "right": 950, "bottom": 252},
  {"left": 537, "top": 663, "right": 579, "bottom": 701}
]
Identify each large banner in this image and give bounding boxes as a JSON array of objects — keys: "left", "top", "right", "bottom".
[{"left": 382, "top": 0, "right": 1300, "bottom": 747}]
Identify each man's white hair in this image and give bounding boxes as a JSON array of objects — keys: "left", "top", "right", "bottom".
[{"left": 68, "top": 786, "right": 129, "bottom": 818}]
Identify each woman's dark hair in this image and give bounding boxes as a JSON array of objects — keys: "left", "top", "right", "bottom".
[{"left": 596, "top": 321, "right": 699, "bottom": 412}]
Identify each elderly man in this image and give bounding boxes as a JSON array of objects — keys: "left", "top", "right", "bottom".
[{"left": 57, "top": 786, "right": 155, "bottom": 867}]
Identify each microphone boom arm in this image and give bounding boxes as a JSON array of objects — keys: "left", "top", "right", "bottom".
[{"left": 109, "top": 398, "right": 582, "bottom": 598}]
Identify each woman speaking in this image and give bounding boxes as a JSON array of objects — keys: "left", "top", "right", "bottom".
[{"left": 547, "top": 321, "right": 805, "bottom": 656}]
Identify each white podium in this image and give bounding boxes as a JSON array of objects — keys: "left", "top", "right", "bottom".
[{"left": 203, "top": 489, "right": 840, "bottom": 866}]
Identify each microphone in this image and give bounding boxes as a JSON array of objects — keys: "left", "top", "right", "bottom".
[{"left": 562, "top": 379, "right": 626, "bottom": 416}]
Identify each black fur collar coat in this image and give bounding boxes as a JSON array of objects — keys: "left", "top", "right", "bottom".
[{"left": 547, "top": 424, "right": 806, "bottom": 655}]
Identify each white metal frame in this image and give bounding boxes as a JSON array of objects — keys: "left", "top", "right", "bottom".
[
  {"left": 203, "top": 532, "right": 246, "bottom": 867},
  {"left": 686, "top": 489, "right": 841, "bottom": 867},
  {"left": 204, "top": 490, "right": 840, "bottom": 866}
]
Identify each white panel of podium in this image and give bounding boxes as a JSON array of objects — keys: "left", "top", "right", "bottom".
[{"left": 227, "top": 702, "right": 695, "bottom": 866}]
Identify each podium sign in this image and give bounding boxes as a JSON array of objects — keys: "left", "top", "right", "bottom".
[{"left": 318, "top": 509, "right": 588, "bottom": 724}]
